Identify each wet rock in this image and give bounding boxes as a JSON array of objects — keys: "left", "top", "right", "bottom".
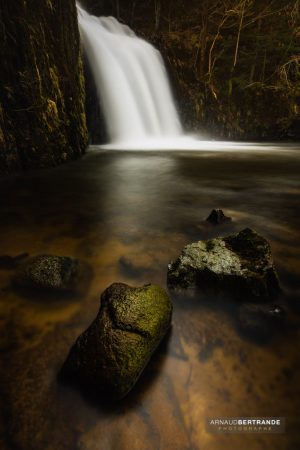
[
  {"left": 206, "top": 209, "right": 232, "bottom": 225},
  {"left": 167, "top": 228, "right": 280, "bottom": 300},
  {"left": 60, "top": 282, "right": 173, "bottom": 400},
  {"left": 15, "top": 255, "right": 79, "bottom": 292},
  {"left": 239, "top": 303, "right": 286, "bottom": 338}
]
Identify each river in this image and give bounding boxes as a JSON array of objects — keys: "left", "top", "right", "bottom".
[{"left": 0, "top": 144, "right": 299, "bottom": 450}]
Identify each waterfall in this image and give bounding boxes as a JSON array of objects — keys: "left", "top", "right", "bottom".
[{"left": 76, "top": 4, "right": 183, "bottom": 145}]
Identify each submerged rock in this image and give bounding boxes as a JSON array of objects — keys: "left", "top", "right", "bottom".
[
  {"left": 60, "top": 283, "right": 173, "bottom": 399},
  {"left": 239, "top": 303, "right": 286, "bottom": 338},
  {"left": 206, "top": 209, "right": 232, "bottom": 225},
  {"left": 167, "top": 228, "right": 280, "bottom": 300},
  {"left": 15, "top": 255, "right": 79, "bottom": 292}
]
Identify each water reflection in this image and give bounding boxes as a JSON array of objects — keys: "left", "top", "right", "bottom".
[{"left": 0, "top": 146, "right": 299, "bottom": 449}]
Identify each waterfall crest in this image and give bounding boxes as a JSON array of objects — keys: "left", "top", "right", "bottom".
[{"left": 77, "top": 4, "right": 182, "bottom": 145}]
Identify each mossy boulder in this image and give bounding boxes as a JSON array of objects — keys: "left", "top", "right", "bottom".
[
  {"left": 167, "top": 228, "right": 280, "bottom": 300},
  {"left": 15, "top": 254, "right": 79, "bottom": 292},
  {"left": 60, "top": 282, "right": 173, "bottom": 399}
]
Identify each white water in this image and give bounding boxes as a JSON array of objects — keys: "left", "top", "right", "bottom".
[{"left": 77, "top": 4, "right": 183, "bottom": 145}]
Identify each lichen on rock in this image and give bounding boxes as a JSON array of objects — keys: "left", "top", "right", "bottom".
[
  {"left": 168, "top": 228, "right": 280, "bottom": 300},
  {"left": 60, "top": 282, "right": 173, "bottom": 400}
]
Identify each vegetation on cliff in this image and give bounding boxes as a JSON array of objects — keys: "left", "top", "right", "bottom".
[
  {"left": 84, "top": 0, "right": 300, "bottom": 139},
  {"left": 0, "top": 0, "right": 88, "bottom": 173}
]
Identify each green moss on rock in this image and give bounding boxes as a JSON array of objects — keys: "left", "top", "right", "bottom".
[{"left": 60, "top": 282, "right": 173, "bottom": 399}]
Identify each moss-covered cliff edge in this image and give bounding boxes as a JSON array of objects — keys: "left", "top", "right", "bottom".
[
  {"left": 83, "top": 0, "right": 300, "bottom": 140},
  {"left": 0, "top": 0, "right": 88, "bottom": 173}
]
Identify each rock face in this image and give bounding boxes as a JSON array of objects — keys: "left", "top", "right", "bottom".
[
  {"left": 168, "top": 228, "right": 280, "bottom": 300},
  {"left": 60, "top": 283, "right": 173, "bottom": 399},
  {"left": 15, "top": 255, "right": 79, "bottom": 292},
  {"left": 0, "top": 0, "right": 88, "bottom": 173}
]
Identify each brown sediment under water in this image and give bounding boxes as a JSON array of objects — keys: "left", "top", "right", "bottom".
[{"left": 0, "top": 145, "right": 300, "bottom": 449}]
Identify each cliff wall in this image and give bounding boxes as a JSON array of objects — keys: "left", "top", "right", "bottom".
[{"left": 0, "top": 0, "right": 88, "bottom": 173}]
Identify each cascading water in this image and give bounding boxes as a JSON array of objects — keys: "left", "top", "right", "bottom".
[{"left": 77, "top": 4, "right": 183, "bottom": 146}]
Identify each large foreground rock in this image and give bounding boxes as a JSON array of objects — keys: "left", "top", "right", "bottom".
[
  {"left": 60, "top": 283, "right": 173, "bottom": 399},
  {"left": 15, "top": 255, "right": 79, "bottom": 292},
  {"left": 167, "top": 228, "right": 280, "bottom": 300}
]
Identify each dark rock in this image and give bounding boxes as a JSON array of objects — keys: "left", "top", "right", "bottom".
[
  {"left": 15, "top": 255, "right": 79, "bottom": 292},
  {"left": 60, "top": 282, "right": 173, "bottom": 400},
  {"left": 239, "top": 303, "right": 286, "bottom": 338},
  {"left": 167, "top": 228, "right": 280, "bottom": 300},
  {"left": 206, "top": 209, "right": 232, "bottom": 225},
  {"left": 0, "top": 253, "right": 28, "bottom": 270}
]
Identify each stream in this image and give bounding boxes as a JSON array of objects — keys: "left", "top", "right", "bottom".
[{"left": 0, "top": 145, "right": 299, "bottom": 450}]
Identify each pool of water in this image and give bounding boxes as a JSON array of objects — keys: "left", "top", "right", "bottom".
[{"left": 0, "top": 145, "right": 300, "bottom": 449}]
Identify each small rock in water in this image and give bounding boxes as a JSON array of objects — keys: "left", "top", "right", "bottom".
[
  {"left": 167, "top": 228, "right": 280, "bottom": 300},
  {"left": 15, "top": 254, "right": 79, "bottom": 292},
  {"left": 206, "top": 209, "right": 232, "bottom": 225},
  {"left": 239, "top": 303, "right": 286, "bottom": 338},
  {"left": 60, "top": 282, "right": 173, "bottom": 400}
]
